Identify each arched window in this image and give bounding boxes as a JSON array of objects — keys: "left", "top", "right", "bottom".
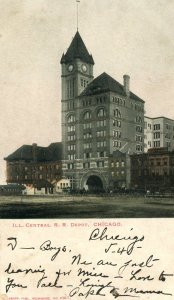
[
  {"left": 84, "top": 111, "right": 91, "bottom": 120},
  {"left": 113, "top": 109, "right": 121, "bottom": 118},
  {"left": 97, "top": 108, "right": 106, "bottom": 117},
  {"left": 136, "top": 116, "right": 142, "bottom": 123},
  {"left": 67, "top": 114, "right": 75, "bottom": 123}
]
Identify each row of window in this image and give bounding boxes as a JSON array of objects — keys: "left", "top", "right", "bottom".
[
  {"left": 67, "top": 151, "right": 108, "bottom": 160},
  {"left": 67, "top": 161, "right": 106, "bottom": 170},
  {"left": 68, "top": 130, "right": 143, "bottom": 143},
  {"left": 149, "top": 160, "right": 168, "bottom": 166},
  {"left": 67, "top": 112, "right": 143, "bottom": 126},
  {"left": 111, "top": 170, "right": 125, "bottom": 177},
  {"left": 111, "top": 161, "right": 125, "bottom": 168},
  {"left": 145, "top": 123, "right": 174, "bottom": 131},
  {"left": 67, "top": 107, "right": 124, "bottom": 123},
  {"left": 12, "top": 165, "right": 60, "bottom": 172},
  {"left": 82, "top": 96, "right": 107, "bottom": 107},
  {"left": 15, "top": 173, "right": 59, "bottom": 180},
  {"left": 112, "top": 97, "right": 125, "bottom": 106}
]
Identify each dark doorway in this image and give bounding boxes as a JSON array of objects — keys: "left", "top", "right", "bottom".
[{"left": 86, "top": 175, "right": 103, "bottom": 192}]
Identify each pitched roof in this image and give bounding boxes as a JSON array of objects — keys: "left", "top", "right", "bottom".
[
  {"left": 80, "top": 72, "right": 144, "bottom": 102},
  {"left": 4, "top": 142, "right": 62, "bottom": 162},
  {"left": 60, "top": 31, "right": 94, "bottom": 65}
]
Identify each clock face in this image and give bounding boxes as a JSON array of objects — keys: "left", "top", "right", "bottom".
[
  {"left": 68, "top": 64, "right": 74, "bottom": 72},
  {"left": 82, "top": 64, "right": 87, "bottom": 73}
]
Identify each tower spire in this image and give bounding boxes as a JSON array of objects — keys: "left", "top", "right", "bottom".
[{"left": 76, "top": 0, "right": 80, "bottom": 31}]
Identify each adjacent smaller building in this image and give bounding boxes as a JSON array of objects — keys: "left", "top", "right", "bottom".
[
  {"left": 144, "top": 116, "right": 174, "bottom": 152},
  {"left": 4, "top": 142, "right": 62, "bottom": 194},
  {"left": 130, "top": 147, "right": 174, "bottom": 191},
  {"left": 108, "top": 150, "right": 130, "bottom": 191}
]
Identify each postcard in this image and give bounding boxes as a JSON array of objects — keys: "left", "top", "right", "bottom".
[{"left": 0, "top": 0, "right": 174, "bottom": 299}]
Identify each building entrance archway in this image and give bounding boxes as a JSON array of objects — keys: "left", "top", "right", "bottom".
[{"left": 86, "top": 175, "right": 103, "bottom": 192}]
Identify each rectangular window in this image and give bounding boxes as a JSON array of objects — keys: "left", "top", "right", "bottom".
[
  {"left": 68, "top": 163, "right": 74, "bottom": 169},
  {"left": 153, "top": 141, "right": 160, "bottom": 148},
  {"left": 68, "top": 144, "right": 76, "bottom": 151},
  {"left": 136, "top": 125, "right": 142, "bottom": 133},
  {"left": 97, "top": 151, "right": 106, "bottom": 158},
  {"left": 84, "top": 132, "right": 92, "bottom": 139},
  {"left": 97, "top": 161, "right": 104, "bottom": 167},
  {"left": 96, "top": 130, "right": 106, "bottom": 137},
  {"left": 154, "top": 124, "right": 160, "bottom": 130},
  {"left": 97, "top": 120, "right": 106, "bottom": 127},
  {"left": 68, "top": 125, "right": 75, "bottom": 132},
  {"left": 113, "top": 131, "right": 121, "bottom": 138},
  {"left": 113, "top": 120, "right": 121, "bottom": 127},
  {"left": 83, "top": 162, "right": 90, "bottom": 169},
  {"left": 136, "top": 144, "right": 143, "bottom": 152},
  {"left": 68, "top": 135, "right": 76, "bottom": 141},
  {"left": 84, "top": 152, "right": 92, "bottom": 159},
  {"left": 113, "top": 140, "right": 122, "bottom": 148},
  {"left": 97, "top": 141, "right": 106, "bottom": 148},
  {"left": 136, "top": 135, "right": 143, "bottom": 142},
  {"left": 84, "top": 143, "right": 92, "bottom": 149},
  {"left": 83, "top": 123, "right": 92, "bottom": 129},
  {"left": 68, "top": 154, "right": 76, "bottom": 160},
  {"left": 154, "top": 132, "right": 160, "bottom": 139}
]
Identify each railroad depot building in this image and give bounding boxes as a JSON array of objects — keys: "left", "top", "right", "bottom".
[
  {"left": 4, "top": 143, "right": 62, "bottom": 194},
  {"left": 61, "top": 31, "right": 145, "bottom": 191}
]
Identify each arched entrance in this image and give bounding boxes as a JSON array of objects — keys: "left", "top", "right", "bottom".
[{"left": 86, "top": 175, "right": 103, "bottom": 193}]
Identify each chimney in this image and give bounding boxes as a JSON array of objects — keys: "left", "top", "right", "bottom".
[
  {"left": 32, "top": 143, "right": 37, "bottom": 162},
  {"left": 123, "top": 74, "right": 130, "bottom": 97}
]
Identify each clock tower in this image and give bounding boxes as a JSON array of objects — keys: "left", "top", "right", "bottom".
[
  {"left": 60, "top": 31, "right": 95, "bottom": 166},
  {"left": 60, "top": 31, "right": 94, "bottom": 100}
]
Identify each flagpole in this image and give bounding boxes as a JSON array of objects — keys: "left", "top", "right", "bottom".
[{"left": 76, "top": 0, "right": 80, "bottom": 30}]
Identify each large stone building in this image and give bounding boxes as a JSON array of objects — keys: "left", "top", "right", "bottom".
[
  {"left": 144, "top": 116, "right": 174, "bottom": 152},
  {"left": 4, "top": 143, "right": 62, "bottom": 194},
  {"left": 61, "top": 31, "right": 145, "bottom": 191}
]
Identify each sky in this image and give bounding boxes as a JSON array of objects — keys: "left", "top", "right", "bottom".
[{"left": 0, "top": 0, "right": 174, "bottom": 183}]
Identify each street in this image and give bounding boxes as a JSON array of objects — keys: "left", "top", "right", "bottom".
[{"left": 0, "top": 194, "right": 174, "bottom": 218}]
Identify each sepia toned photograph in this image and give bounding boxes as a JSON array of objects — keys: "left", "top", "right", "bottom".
[{"left": 0, "top": 0, "right": 174, "bottom": 218}]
